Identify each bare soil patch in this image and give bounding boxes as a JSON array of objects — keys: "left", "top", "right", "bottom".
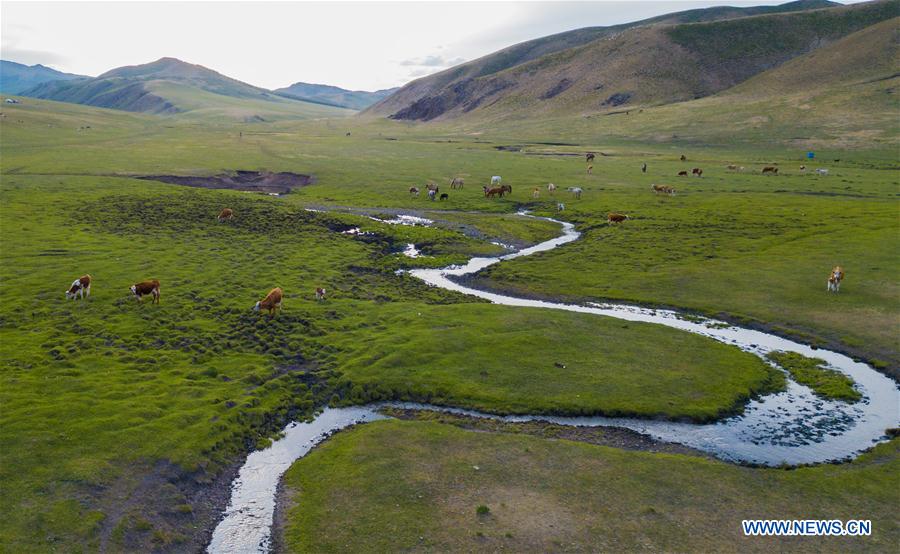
[{"left": 137, "top": 171, "right": 315, "bottom": 194}]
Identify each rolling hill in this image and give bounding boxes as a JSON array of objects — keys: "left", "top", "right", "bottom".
[
  {"left": 366, "top": 0, "right": 897, "bottom": 122},
  {"left": 0, "top": 60, "right": 86, "bottom": 94},
  {"left": 19, "top": 57, "right": 352, "bottom": 121},
  {"left": 274, "top": 82, "right": 398, "bottom": 110}
]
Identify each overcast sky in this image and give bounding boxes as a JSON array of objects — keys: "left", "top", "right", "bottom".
[{"left": 1, "top": 0, "right": 863, "bottom": 91}]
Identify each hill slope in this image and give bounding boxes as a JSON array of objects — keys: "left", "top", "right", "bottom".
[
  {"left": 367, "top": 0, "right": 895, "bottom": 122},
  {"left": 0, "top": 60, "right": 86, "bottom": 94},
  {"left": 20, "top": 57, "right": 351, "bottom": 121},
  {"left": 274, "top": 82, "right": 398, "bottom": 110}
]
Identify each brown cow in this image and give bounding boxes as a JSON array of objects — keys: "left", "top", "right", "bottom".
[
  {"left": 409, "top": 186, "right": 420, "bottom": 197},
  {"left": 651, "top": 184, "right": 675, "bottom": 195},
  {"left": 485, "top": 187, "right": 504, "bottom": 198},
  {"left": 532, "top": 187, "right": 540, "bottom": 199},
  {"left": 587, "top": 165, "right": 593, "bottom": 175},
  {"left": 680, "top": 155, "right": 687, "bottom": 161},
  {"left": 253, "top": 287, "right": 283, "bottom": 316},
  {"left": 65, "top": 274, "right": 91, "bottom": 300},
  {"left": 218, "top": 208, "right": 233, "bottom": 222},
  {"left": 727, "top": 164, "right": 738, "bottom": 170},
  {"left": 692, "top": 168, "right": 703, "bottom": 177},
  {"left": 607, "top": 212, "right": 629, "bottom": 224},
  {"left": 827, "top": 266, "right": 844, "bottom": 293},
  {"left": 500, "top": 184, "right": 512, "bottom": 195},
  {"left": 131, "top": 279, "right": 160, "bottom": 304},
  {"left": 762, "top": 166, "right": 778, "bottom": 174},
  {"left": 586, "top": 153, "right": 595, "bottom": 163},
  {"left": 678, "top": 170, "right": 688, "bottom": 177}
]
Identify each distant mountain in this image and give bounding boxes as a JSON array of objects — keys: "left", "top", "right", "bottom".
[
  {"left": 0, "top": 60, "right": 86, "bottom": 94},
  {"left": 366, "top": 0, "right": 898, "bottom": 121},
  {"left": 274, "top": 82, "right": 398, "bottom": 110},
  {"left": 20, "top": 57, "right": 351, "bottom": 121}
]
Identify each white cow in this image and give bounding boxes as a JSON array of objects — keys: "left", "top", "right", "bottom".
[
  {"left": 491, "top": 176, "right": 502, "bottom": 186},
  {"left": 567, "top": 187, "right": 583, "bottom": 199},
  {"left": 547, "top": 183, "right": 557, "bottom": 194},
  {"left": 816, "top": 168, "right": 829, "bottom": 175}
]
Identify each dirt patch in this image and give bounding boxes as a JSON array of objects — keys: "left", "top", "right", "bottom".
[{"left": 137, "top": 171, "right": 315, "bottom": 195}]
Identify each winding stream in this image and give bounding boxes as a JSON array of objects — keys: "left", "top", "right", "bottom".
[{"left": 208, "top": 213, "right": 899, "bottom": 554}]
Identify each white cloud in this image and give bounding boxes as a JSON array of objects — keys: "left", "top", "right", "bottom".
[{"left": 400, "top": 54, "right": 466, "bottom": 68}]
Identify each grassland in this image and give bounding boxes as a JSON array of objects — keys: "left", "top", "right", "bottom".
[
  {"left": 766, "top": 351, "right": 862, "bottom": 402},
  {"left": 0, "top": 90, "right": 897, "bottom": 552},
  {"left": 280, "top": 419, "right": 900, "bottom": 553}
]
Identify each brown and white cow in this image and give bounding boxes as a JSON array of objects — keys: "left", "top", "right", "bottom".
[
  {"left": 315, "top": 287, "right": 327, "bottom": 301},
  {"left": 409, "top": 186, "right": 420, "bottom": 197},
  {"left": 253, "top": 287, "right": 283, "bottom": 316},
  {"left": 532, "top": 187, "right": 540, "bottom": 199},
  {"left": 586, "top": 153, "right": 595, "bottom": 163},
  {"left": 727, "top": 164, "right": 738, "bottom": 170},
  {"left": 651, "top": 184, "right": 675, "bottom": 195},
  {"left": 65, "top": 274, "right": 91, "bottom": 300},
  {"left": 607, "top": 212, "right": 629, "bottom": 224},
  {"left": 218, "top": 208, "right": 234, "bottom": 222},
  {"left": 692, "top": 168, "right": 703, "bottom": 177},
  {"left": 762, "top": 166, "right": 778, "bottom": 174},
  {"left": 827, "top": 266, "right": 844, "bottom": 293},
  {"left": 131, "top": 279, "right": 160, "bottom": 304}
]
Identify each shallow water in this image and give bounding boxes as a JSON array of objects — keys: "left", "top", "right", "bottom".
[{"left": 208, "top": 212, "right": 899, "bottom": 553}]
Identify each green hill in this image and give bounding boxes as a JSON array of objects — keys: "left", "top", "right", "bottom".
[
  {"left": 367, "top": 0, "right": 896, "bottom": 122},
  {"left": 20, "top": 57, "right": 352, "bottom": 121}
]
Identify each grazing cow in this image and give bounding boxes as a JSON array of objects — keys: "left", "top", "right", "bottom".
[
  {"left": 315, "top": 287, "right": 327, "bottom": 301},
  {"left": 799, "top": 165, "right": 806, "bottom": 171},
  {"left": 485, "top": 187, "right": 504, "bottom": 198},
  {"left": 65, "top": 274, "right": 91, "bottom": 300},
  {"left": 426, "top": 182, "right": 439, "bottom": 192},
  {"left": 587, "top": 165, "right": 593, "bottom": 175},
  {"left": 567, "top": 187, "right": 583, "bottom": 199},
  {"left": 450, "top": 177, "right": 464, "bottom": 189},
  {"left": 491, "top": 176, "right": 502, "bottom": 187},
  {"left": 641, "top": 162, "right": 647, "bottom": 173},
  {"left": 727, "top": 164, "right": 738, "bottom": 170},
  {"left": 253, "top": 287, "right": 283, "bottom": 316},
  {"left": 500, "top": 184, "right": 512, "bottom": 195},
  {"left": 532, "top": 187, "right": 540, "bottom": 199},
  {"left": 827, "top": 266, "right": 844, "bottom": 293},
  {"left": 816, "top": 168, "right": 829, "bottom": 175},
  {"left": 217, "top": 208, "right": 234, "bottom": 222},
  {"left": 428, "top": 189, "right": 437, "bottom": 201},
  {"left": 762, "top": 166, "right": 778, "bottom": 174},
  {"left": 680, "top": 155, "right": 687, "bottom": 161},
  {"left": 607, "top": 212, "right": 628, "bottom": 224},
  {"left": 547, "top": 183, "right": 557, "bottom": 194},
  {"left": 557, "top": 202, "right": 565, "bottom": 212},
  {"left": 439, "top": 193, "right": 449, "bottom": 201},
  {"left": 651, "top": 184, "right": 675, "bottom": 195},
  {"left": 409, "top": 186, "right": 420, "bottom": 197},
  {"left": 131, "top": 279, "right": 160, "bottom": 304},
  {"left": 586, "top": 153, "right": 595, "bottom": 163},
  {"left": 692, "top": 168, "right": 703, "bottom": 177},
  {"left": 678, "top": 170, "right": 688, "bottom": 177}
]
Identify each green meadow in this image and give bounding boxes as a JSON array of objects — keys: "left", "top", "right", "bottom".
[{"left": 1, "top": 95, "right": 897, "bottom": 552}]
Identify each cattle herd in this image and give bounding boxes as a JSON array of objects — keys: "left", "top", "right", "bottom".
[{"left": 63, "top": 152, "right": 844, "bottom": 316}]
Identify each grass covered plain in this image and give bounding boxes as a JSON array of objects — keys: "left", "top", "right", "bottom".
[
  {"left": 279, "top": 419, "right": 900, "bottom": 553},
  {"left": 1, "top": 95, "right": 897, "bottom": 552},
  {"left": 766, "top": 351, "right": 862, "bottom": 403}
]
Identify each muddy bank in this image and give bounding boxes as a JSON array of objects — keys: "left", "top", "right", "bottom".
[{"left": 138, "top": 171, "right": 315, "bottom": 195}]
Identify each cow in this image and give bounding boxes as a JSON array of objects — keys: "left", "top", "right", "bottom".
[
  {"left": 727, "top": 164, "right": 738, "bottom": 170},
  {"left": 586, "top": 153, "right": 595, "bottom": 163},
  {"left": 567, "top": 187, "right": 583, "bottom": 199},
  {"left": 799, "top": 165, "right": 806, "bottom": 171},
  {"left": 678, "top": 170, "right": 688, "bottom": 177},
  {"left": 217, "top": 208, "right": 234, "bottom": 222},
  {"left": 65, "top": 274, "right": 91, "bottom": 300},
  {"left": 692, "top": 168, "right": 703, "bottom": 177},
  {"left": 762, "top": 166, "right": 778, "bottom": 174},
  {"left": 651, "top": 184, "right": 675, "bottom": 195},
  {"left": 587, "top": 165, "right": 593, "bottom": 175},
  {"left": 427, "top": 189, "right": 436, "bottom": 201},
  {"left": 485, "top": 187, "right": 504, "bottom": 198},
  {"left": 816, "top": 168, "right": 829, "bottom": 175},
  {"left": 315, "top": 287, "right": 327, "bottom": 301},
  {"left": 439, "top": 193, "right": 449, "bottom": 201},
  {"left": 641, "top": 162, "right": 647, "bottom": 173},
  {"left": 253, "top": 287, "right": 283, "bottom": 316},
  {"left": 547, "top": 183, "right": 557, "bottom": 194},
  {"left": 426, "top": 182, "right": 439, "bottom": 192},
  {"left": 450, "top": 177, "right": 464, "bottom": 189},
  {"left": 557, "top": 202, "right": 565, "bottom": 212},
  {"left": 607, "top": 212, "right": 628, "bottom": 224},
  {"left": 680, "top": 155, "right": 687, "bottom": 161},
  {"left": 532, "top": 187, "right": 540, "bottom": 199},
  {"left": 131, "top": 279, "right": 160, "bottom": 304},
  {"left": 409, "top": 186, "right": 420, "bottom": 197},
  {"left": 827, "top": 266, "right": 844, "bottom": 293},
  {"left": 491, "top": 176, "right": 502, "bottom": 187},
  {"left": 500, "top": 184, "right": 512, "bottom": 195}
]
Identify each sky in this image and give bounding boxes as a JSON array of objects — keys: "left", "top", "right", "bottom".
[{"left": 1, "top": 0, "right": 863, "bottom": 91}]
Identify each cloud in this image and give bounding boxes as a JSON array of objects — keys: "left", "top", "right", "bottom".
[
  {"left": 399, "top": 54, "right": 465, "bottom": 67},
  {"left": 407, "top": 67, "right": 445, "bottom": 78},
  {"left": 0, "top": 46, "right": 69, "bottom": 67}
]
